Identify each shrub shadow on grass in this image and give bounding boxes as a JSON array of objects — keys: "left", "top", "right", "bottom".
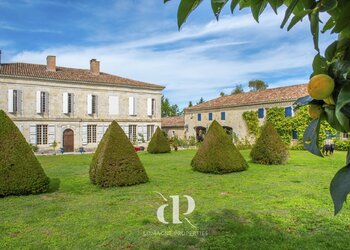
[
  {"left": 147, "top": 209, "right": 345, "bottom": 249},
  {"left": 47, "top": 178, "right": 60, "bottom": 193}
]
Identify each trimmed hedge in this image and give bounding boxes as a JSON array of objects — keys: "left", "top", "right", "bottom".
[
  {"left": 0, "top": 110, "right": 49, "bottom": 197},
  {"left": 191, "top": 120, "right": 248, "bottom": 174},
  {"left": 147, "top": 127, "right": 171, "bottom": 154},
  {"left": 250, "top": 122, "right": 289, "bottom": 165},
  {"left": 89, "top": 121, "right": 148, "bottom": 187}
]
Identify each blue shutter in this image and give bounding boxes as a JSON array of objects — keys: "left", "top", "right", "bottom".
[
  {"left": 258, "top": 108, "right": 264, "bottom": 118},
  {"left": 197, "top": 113, "right": 202, "bottom": 121},
  {"left": 285, "top": 107, "right": 292, "bottom": 117},
  {"left": 221, "top": 112, "right": 225, "bottom": 120},
  {"left": 208, "top": 113, "right": 212, "bottom": 121},
  {"left": 292, "top": 130, "right": 298, "bottom": 139}
]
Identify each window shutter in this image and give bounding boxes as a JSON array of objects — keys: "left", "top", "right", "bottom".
[
  {"left": 87, "top": 94, "right": 92, "bottom": 115},
  {"left": 45, "top": 92, "right": 49, "bottom": 114},
  {"left": 36, "top": 91, "right": 41, "bottom": 113},
  {"left": 63, "top": 92, "right": 68, "bottom": 114},
  {"left": 95, "top": 95, "right": 98, "bottom": 115},
  {"left": 29, "top": 125, "right": 37, "bottom": 144},
  {"left": 82, "top": 125, "right": 88, "bottom": 145},
  {"left": 17, "top": 90, "right": 22, "bottom": 114},
  {"left": 129, "top": 97, "right": 134, "bottom": 115},
  {"left": 133, "top": 97, "right": 137, "bottom": 115},
  {"left": 142, "top": 125, "right": 147, "bottom": 141},
  {"left": 285, "top": 107, "right": 292, "bottom": 117},
  {"left": 147, "top": 98, "right": 152, "bottom": 116},
  {"left": 48, "top": 125, "right": 55, "bottom": 144},
  {"left": 97, "top": 125, "right": 104, "bottom": 142},
  {"left": 109, "top": 96, "right": 119, "bottom": 115},
  {"left": 258, "top": 108, "right": 264, "bottom": 118},
  {"left": 8, "top": 89, "right": 14, "bottom": 113}
]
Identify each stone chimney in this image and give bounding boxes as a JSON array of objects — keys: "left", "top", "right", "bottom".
[
  {"left": 46, "top": 55, "right": 56, "bottom": 72},
  {"left": 90, "top": 59, "right": 100, "bottom": 75}
]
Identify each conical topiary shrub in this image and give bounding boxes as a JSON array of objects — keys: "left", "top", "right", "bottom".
[
  {"left": 250, "top": 122, "right": 289, "bottom": 165},
  {"left": 89, "top": 121, "right": 148, "bottom": 187},
  {"left": 147, "top": 127, "right": 171, "bottom": 154},
  {"left": 191, "top": 120, "right": 248, "bottom": 174},
  {"left": 0, "top": 110, "right": 49, "bottom": 197}
]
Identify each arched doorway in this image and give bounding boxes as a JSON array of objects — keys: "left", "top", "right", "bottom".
[
  {"left": 195, "top": 126, "right": 206, "bottom": 142},
  {"left": 63, "top": 129, "right": 74, "bottom": 152}
]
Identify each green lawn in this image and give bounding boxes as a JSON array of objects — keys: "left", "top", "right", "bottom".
[{"left": 1, "top": 150, "right": 350, "bottom": 249}]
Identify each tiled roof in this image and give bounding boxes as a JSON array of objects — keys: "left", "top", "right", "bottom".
[
  {"left": 186, "top": 84, "right": 308, "bottom": 111},
  {"left": 161, "top": 116, "right": 185, "bottom": 128},
  {"left": 0, "top": 62, "right": 164, "bottom": 89}
]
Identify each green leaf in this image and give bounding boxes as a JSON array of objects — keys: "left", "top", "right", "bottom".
[
  {"left": 335, "top": 85, "right": 350, "bottom": 132},
  {"left": 267, "top": 0, "right": 283, "bottom": 14},
  {"left": 301, "top": 0, "right": 315, "bottom": 9},
  {"left": 324, "top": 106, "right": 348, "bottom": 132},
  {"left": 177, "top": 0, "right": 203, "bottom": 29},
  {"left": 319, "top": 0, "right": 338, "bottom": 12},
  {"left": 347, "top": 149, "right": 350, "bottom": 165},
  {"left": 280, "top": 0, "right": 300, "bottom": 29},
  {"left": 164, "top": 0, "right": 172, "bottom": 3},
  {"left": 239, "top": 0, "right": 251, "bottom": 10},
  {"left": 312, "top": 53, "right": 328, "bottom": 74},
  {"left": 310, "top": 10, "right": 320, "bottom": 52},
  {"left": 230, "top": 0, "right": 240, "bottom": 13},
  {"left": 251, "top": 0, "right": 268, "bottom": 22},
  {"left": 332, "top": 1, "right": 350, "bottom": 33},
  {"left": 287, "top": 9, "right": 312, "bottom": 31},
  {"left": 321, "top": 17, "right": 335, "bottom": 33},
  {"left": 325, "top": 41, "right": 338, "bottom": 61},
  {"left": 329, "top": 60, "right": 350, "bottom": 83},
  {"left": 211, "top": 0, "right": 229, "bottom": 20},
  {"left": 293, "top": 96, "right": 313, "bottom": 111},
  {"left": 303, "top": 117, "right": 323, "bottom": 157},
  {"left": 330, "top": 163, "right": 350, "bottom": 215}
]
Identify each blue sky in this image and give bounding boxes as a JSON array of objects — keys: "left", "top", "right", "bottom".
[{"left": 0, "top": 0, "right": 336, "bottom": 109}]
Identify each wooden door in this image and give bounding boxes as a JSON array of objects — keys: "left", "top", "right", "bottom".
[{"left": 63, "top": 129, "right": 74, "bottom": 152}]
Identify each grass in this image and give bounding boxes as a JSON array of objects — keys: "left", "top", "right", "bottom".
[{"left": 1, "top": 150, "right": 350, "bottom": 249}]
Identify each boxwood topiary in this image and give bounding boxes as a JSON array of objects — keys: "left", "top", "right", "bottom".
[
  {"left": 250, "top": 122, "right": 289, "bottom": 165},
  {"left": 0, "top": 110, "right": 49, "bottom": 197},
  {"left": 89, "top": 121, "right": 149, "bottom": 187},
  {"left": 147, "top": 127, "right": 171, "bottom": 154},
  {"left": 191, "top": 120, "right": 248, "bottom": 174}
]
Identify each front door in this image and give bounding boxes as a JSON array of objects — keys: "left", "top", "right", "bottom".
[{"left": 63, "top": 129, "right": 74, "bottom": 152}]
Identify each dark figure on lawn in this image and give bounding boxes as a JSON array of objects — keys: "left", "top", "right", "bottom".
[{"left": 322, "top": 138, "right": 335, "bottom": 156}]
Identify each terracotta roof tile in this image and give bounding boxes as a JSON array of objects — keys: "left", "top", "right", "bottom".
[
  {"left": 161, "top": 116, "right": 185, "bottom": 128},
  {"left": 186, "top": 84, "right": 308, "bottom": 111},
  {"left": 0, "top": 62, "right": 164, "bottom": 89}
]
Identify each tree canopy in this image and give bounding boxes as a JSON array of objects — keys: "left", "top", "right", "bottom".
[
  {"left": 161, "top": 95, "right": 181, "bottom": 117},
  {"left": 248, "top": 80, "right": 268, "bottom": 92},
  {"left": 231, "top": 84, "right": 244, "bottom": 94}
]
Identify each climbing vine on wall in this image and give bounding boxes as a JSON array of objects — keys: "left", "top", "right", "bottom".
[{"left": 242, "top": 111, "right": 258, "bottom": 136}]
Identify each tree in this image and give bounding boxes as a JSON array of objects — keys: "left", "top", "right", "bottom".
[
  {"left": 161, "top": 95, "right": 180, "bottom": 117},
  {"left": 0, "top": 110, "right": 49, "bottom": 196},
  {"left": 166, "top": 0, "right": 350, "bottom": 214},
  {"left": 147, "top": 127, "right": 171, "bottom": 153},
  {"left": 231, "top": 84, "right": 244, "bottom": 94},
  {"left": 197, "top": 97, "right": 205, "bottom": 104},
  {"left": 188, "top": 101, "right": 193, "bottom": 107},
  {"left": 191, "top": 120, "right": 248, "bottom": 174},
  {"left": 248, "top": 80, "right": 268, "bottom": 92},
  {"left": 89, "top": 121, "right": 148, "bottom": 187},
  {"left": 220, "top": 91, "right": 225, "bottom": 97}
]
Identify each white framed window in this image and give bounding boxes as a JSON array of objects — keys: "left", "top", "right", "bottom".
[
  {"left": 87, "top": 125, "right": 97, "bottom": 143},
  {"left": 8, "top": 89, "right": 22, "bottom": 113},
  {"left": 63, "top": 92, "right": 73, "bottom": 114},
  {"left": 87, "top": 94, "right": 98, "bottom": 115},
  {"left": 129, "top": 125, "right": 137, "bottom": 142},
  {"left": 147, "top": 125, "right": 155, "bottom": 141},
  {"left": 129, "top": 97, "right": 136, "bottom": 116},
  {"left": 147, "top": 98, "right": 156, "bottom": 116},
  {"left": 36, "top": 91, "right": 49, "bottom": 114},
  {"left": 108, "top": 96, "right": 119, "bottom": 115},
  {"left": 36, "top": 125, "right": 48, "bottom": 145}
]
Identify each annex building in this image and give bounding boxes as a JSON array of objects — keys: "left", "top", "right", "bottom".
[{"left": 0, "top": 56, "right": 164, "bottom": 153}]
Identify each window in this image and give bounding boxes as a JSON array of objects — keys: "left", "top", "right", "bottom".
[
  {"left": 221, "top": 112, "right": 225, "bottom": 120},
  {"left": 147, "top": 125, "right": 155, "bottom": 141},
  {"left": 36, "top": 91, "right": 48, "bottom": 114},
  {"left": 63, "top": 93, "right": 73, "bottom": 114},
  {"left": 41, "top": 92, "right": 47, "bottom": 113},
  {"left": 36, "top": 125, "right": 48, "bottom": 145},
  {"left": 147, "top": 98, "right": 156, "bottom": 116},
  {"left": 343, "top": 133, "right": 349, "bottom": 139},
  {"left": 87, "top": 125, "right": 97, "bottom": 143},
  {"left": 285, "top": 106, "right": 293, "bottom": 117},
  {"left": 8, "top": 89, "right": 21, "bottom": 113},
  {"left": 129, "top": 97, "right": 137, "bottom": 116},
  {"left": 258, "top": 108, "right": 264, "bottom": 118},
  {"left": 129, "top": 125, "right": 137, "bottom": 142},
  {"left": 208, "top": 113, "right": 213, "bottom": 121},
  {"left": 292, "top": 130, "right": 298, "bottom": 140},
  {"left": 87, "top": 94, "right": 97, "bottom": 115},
  {"left": 92, "top": 95, "right": 97, "bottom": 114},
  {"left": 198, "top": 113, "right": 202, "bottom": 121}
]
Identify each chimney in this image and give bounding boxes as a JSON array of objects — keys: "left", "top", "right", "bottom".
[
  {"left": 90, "top": 59, "right": 100, "bottom": 75},
  {"left": 46, "top": 55, "right": 56, "bottom": 72}
]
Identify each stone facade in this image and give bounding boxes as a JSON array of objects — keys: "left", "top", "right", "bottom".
[{"left": 0, "top": 56, "right": 164, "bottom": 153}]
